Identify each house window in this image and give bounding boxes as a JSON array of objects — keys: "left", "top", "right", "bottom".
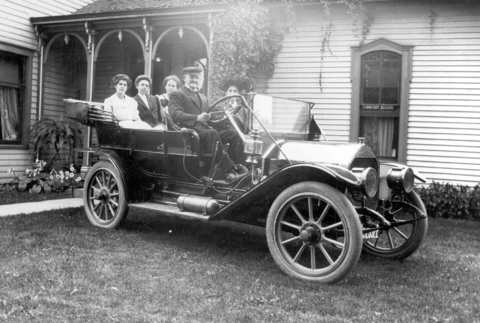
[
  {"left": 360, "top": 51, "right": 401, "bottom": 158},
  {"left": 351, "top": 39, "right": 413, "bottom": 162},
  {"left": 0, "top": 50, "right": 26, "bottom": 144}
]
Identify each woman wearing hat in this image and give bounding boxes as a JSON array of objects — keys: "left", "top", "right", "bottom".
[
  {"left": 104, "top": 74, "right": 151, "bottom": 129},
  {"left": 157, "top": 75, "right": 181, "bottom": 112},
  {"left": 133, "top": 75, "right": 166, "bottom": 130},
  {"left": 214, "top": 76, "right": 252, "bottom": 134}
]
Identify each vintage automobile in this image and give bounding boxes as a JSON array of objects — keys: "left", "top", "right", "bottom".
[{"left": 65, "top": 93, "right": 428, "bottom": 284}]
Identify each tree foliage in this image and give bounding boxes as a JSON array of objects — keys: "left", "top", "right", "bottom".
[{"left": 209, "top": 1, "right": 285, "bottom": 100}]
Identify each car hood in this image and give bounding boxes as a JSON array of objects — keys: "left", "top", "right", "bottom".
[{"left": 266, "top": 140, "right": 377, "bottom": 169}]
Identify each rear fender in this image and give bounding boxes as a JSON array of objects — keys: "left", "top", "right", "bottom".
[
  {"left": 210, "top": 163, "right": 360, "bottom": 224},
  {"left": 97, "top": 149, "right": 147, "bottom": 202}
]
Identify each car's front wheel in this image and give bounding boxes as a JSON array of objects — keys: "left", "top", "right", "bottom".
[
  {"left": 83, "top": 161, "right": 128, "bottom": 229},
  {"left": 266, "top": 182, "right": 362, "bottom": 283},
  {"left": 362, "top": 191, "right": 428, "bottom": 259}
]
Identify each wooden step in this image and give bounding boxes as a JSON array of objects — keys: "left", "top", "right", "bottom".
[{"left": 129, "top": 201, "right": 210, "bottom": 221}]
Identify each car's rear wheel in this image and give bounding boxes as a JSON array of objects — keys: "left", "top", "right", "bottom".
[
  {"left": 266, "top": 182, "right": 362, "bottom": 283},
  {"left": 83, "top": 161, "right": 128, "bottom": 229},
  {"left": 362, "top": 191, "right": 428, "bottom": 259}
]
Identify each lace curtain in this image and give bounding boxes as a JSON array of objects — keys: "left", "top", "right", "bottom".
[
  {"left": 361, "top": 116, "right": 396, "bottom": 157},
  {"left": 0, "top": 86, "right": 20, "bottom": 141}
]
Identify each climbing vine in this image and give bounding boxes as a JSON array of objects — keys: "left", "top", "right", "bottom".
[
  {"left": 208, "top": 0, "right": 373, "bottom": 95},
  {"left": 314, "top": 0, "right": 372, "bottom": 91},
  {"left": 429, "top": 7, "right": 437, "bottom": 35},
  {"left": 209, "top": 1, "right": 287, "bottom": 100}
]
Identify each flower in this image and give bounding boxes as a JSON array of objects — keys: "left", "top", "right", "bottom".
[
  {"left": 70, "top": 167, "right": 75, "bottom": 172},
  {"left": 65, "top": 171, "right": 70, "bottom": 176},
  {"left": 50, "top": 175, "right": 54, "bottom": 180},
  {"left": 70, "top": 173, "right": 74, "bottom": 178},
  {"left": 56, "top": 175, "right": 60, "bottom": 179},
  {"left": 75, "top": 177, "right": 81, "bottom": 182}
]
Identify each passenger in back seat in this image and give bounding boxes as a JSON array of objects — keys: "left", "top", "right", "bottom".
[{"left": 104, "top": 74, "right": 151, "bottom": 130}]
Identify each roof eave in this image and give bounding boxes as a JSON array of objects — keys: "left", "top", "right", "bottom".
[{"left": 30, "top": 5, "right": 227, "bottom": 26}]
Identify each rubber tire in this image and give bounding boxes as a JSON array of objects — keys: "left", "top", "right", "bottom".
[
  {"left": 362, "top": 191, "right": 428, "bottom": 259},
  {"left": 83, "top": 161, "right": 128, "bottom": 229},
  {"left": 266, "top": 182, "right": 363, "bottom": 283}
]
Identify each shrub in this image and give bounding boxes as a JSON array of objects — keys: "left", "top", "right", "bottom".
[{"left": 417, "top": 181, "right": 480, "bottom": 221}]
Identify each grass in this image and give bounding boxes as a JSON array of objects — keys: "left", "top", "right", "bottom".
[
  {"left": 1, "top": 207, "right": 479, "bottom": 323},
  {"left": 0, "top": 189, "right": 73, "bottom": 206}
]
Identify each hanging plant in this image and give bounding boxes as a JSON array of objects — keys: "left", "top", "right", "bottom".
[
  {"left": 30, "top": 116, "right": 83, "bottom": 166},
  {"left": 209, "top": 1, "right": 286, "bottom": 100}
]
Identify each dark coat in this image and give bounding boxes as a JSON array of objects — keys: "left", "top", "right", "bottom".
[
  {"left": 133, "top": 94, "right": 163, "bottom": 127},
  {"left": 168, "top": 86, "right": 244, "bottom": 174},
  {"left": 168, "top": 86, "right": 209, "bottom": 129}
]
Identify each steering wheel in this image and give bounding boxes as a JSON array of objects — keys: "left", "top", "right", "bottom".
[{"left": 207, "top": 94, "right": 245, "bottom": 123}]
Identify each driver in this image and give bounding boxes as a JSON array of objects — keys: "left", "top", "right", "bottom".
[{"left": 168, "top": 66, "right": 247, "bottom": 183}]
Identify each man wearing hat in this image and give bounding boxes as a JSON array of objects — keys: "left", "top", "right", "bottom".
[
  {"left": 133, "top": 75, "right": 166, "bottom": 129},
  {"left": 169, "top": 66, "right": 246, "bottom": 182}
]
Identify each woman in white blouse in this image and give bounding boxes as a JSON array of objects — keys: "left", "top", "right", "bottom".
[{"left": 104, "top": 74, "right": 151, "bottom": 129}]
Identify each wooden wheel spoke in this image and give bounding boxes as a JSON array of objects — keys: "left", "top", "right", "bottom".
[
  {"left": 310, "top": 245, "right": 316, "bottom": 270},
  {"left": 323, "top": 237, "right": 344, "bottom": 249},
  {"left": 393, "top": 227, "right": 409, "bottom": 240},
  {"left": 106, "top": 172, "right": 112, "bottom": 189},
  {"left": 290, "top": 204, "right": 307, "bottom": 224},
  {"left": 316, "top": 204, "right": 330, "bottom": 225},
  {"left": 280, "top": 220, "right": 301, "bottom": 231},
  {"left": 109, "top": 199, "right": 119, "bottom": 207},
  {"left": 93, "top": 202, "right": 102, "bottom": 214},
  {"left": 282, "top": 235, "right": 301, "bottom": 245},
  {"left": 322, "top": 221, "right": 343, "bottom": 232},
  {"left": 107, "top": 204, "right": 116, "bottom": 218},
  {"left": 293, "top": 244, "right": 307, "bottom": 263},
  {"left": 319, "top": 243, "right": 334, "bottom": 265},
  {"left": 94, "top": 176, "right": 104, "bottom": 189},
  {"left": 108, "top": 182, "right": 118, "bottom": 193},
  {"left": 103, "top": 205, "right": 110, "bottom": 220},
  {"left": 374, "top": 235, "right": 380, "bottom": 247},
  {"left": 308, "top": 198, "right": 314, "bottom": 222},
  {"left": 387, "top": 230, "right": 395, "bottom": 249}
]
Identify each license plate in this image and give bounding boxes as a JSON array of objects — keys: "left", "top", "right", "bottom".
[{"left": 363, "top": 230, "right": 379, "bottom": 239}]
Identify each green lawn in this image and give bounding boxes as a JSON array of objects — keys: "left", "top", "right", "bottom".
[{"left": 1, "top": 207, "right": 479, "bottom": 322}]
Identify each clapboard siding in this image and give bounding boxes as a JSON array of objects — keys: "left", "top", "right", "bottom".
[
  {"left": 266, "top": 1, "right": 480, "bottom": 185},
  {"left": 0, "top": 0, "right": 94, "bottom": 183}
]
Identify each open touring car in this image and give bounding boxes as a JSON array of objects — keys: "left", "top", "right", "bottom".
[{"left": 65, "top": 92, "right": 428, "bottom": 284}]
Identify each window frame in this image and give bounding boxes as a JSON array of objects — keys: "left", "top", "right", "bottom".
[
  {"left": 0, "top": 43, "right": 33, "bottom": 149},
  {"left": 350, "top": 39, "right": 413, "bottom": 163}
]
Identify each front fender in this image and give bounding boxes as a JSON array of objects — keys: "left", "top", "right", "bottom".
[{"left": 210, "top": 163, "right": 360, "bottom": 225}]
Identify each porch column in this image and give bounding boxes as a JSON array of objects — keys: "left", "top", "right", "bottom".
[
  {"left": 143, "top": 18, "right": 153, "bottom": 77},
  {"left": 34, "top": 26, "right": 46, "bottom": 119},
  {"left": 82, "top": 22, "right": 97, "bottom": 174}
]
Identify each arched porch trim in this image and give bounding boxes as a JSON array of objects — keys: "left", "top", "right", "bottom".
[
  {"left": 44, "top": 33, "right": 88, "bottom": 64},
  {"left": 95, "top": 29, "right": 146, "bottom": 63}
]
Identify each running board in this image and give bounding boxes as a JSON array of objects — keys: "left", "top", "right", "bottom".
[{"left": 129, "top": 202, "right": 210, "bottom": 221}]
